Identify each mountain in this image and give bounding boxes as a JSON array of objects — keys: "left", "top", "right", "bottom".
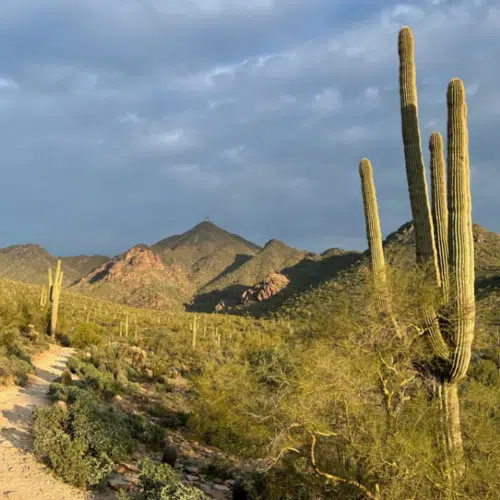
[
  {"left": 199, "top": 239, "right": 308, "bottom": 294},
  {"left": 69, "top": 246, "right": 194, "bottom": 310},
  {"left": 192, "top": 238, "right": 362, "bottom": 313},
  {"left": 151, "top": 221, "right": 261, "bottom": 289},
  {"left": 0, "top": 244, "right": 109, "bottom": 285}
]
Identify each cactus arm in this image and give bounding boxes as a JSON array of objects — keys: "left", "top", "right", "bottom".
[
  {"left": 398, "top": 27, "right": 441, "bottom": 284},
  {"left": 446, "top": 79, "right": 475, "bottom": 383},
  {"left": 398, "top": 26, "right": 449, "bottom": 359},
  {"left": 430, "top": 132, "right": 450, "bottom": 304}
]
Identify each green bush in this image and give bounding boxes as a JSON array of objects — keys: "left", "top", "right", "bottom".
[
  {"left": 33, "top": 404, "right": 114, "bottom": 487},
  {"left": 71, "top": 322, "right": 103, "bottom": 349},
  {"left": 34, "top": 388, "right": 145, "bottom": 487},
  {"left": 127, "top": 459, "right": 209, "bottom": 500}
]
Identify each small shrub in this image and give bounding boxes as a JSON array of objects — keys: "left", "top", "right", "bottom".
[
  {"left": 71, "top": 322, "right": 103, "bottom": 349},
  {"left": 128, "top": 459, "right": 209, "bottom": 499}
]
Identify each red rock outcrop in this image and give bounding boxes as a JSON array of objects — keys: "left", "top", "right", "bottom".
[{"left": 240, "top": 272, "right": 289, "bottom": 305}]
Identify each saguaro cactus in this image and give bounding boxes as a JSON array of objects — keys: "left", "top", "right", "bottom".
[
  {"left": 48, "top": 259, "right": 63, "bottom": 337},
  {"left": 359, "top": 159, "right": 386, "bottom": 284},
  {"left": 191, "top": 314, "right": 198, "bottom": 350},
  {"left": 396, "top": 27, "right": 475, "bottom": 477},
  {"left": 359, "top": 159, "right": 401, "bottom": 338}
]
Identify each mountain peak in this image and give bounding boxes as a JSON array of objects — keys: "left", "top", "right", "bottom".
[
  {"left": 263, "top": 238, "right": 287, "bottom": 250},
  {"left": 153, "top": 221, "right": 261, "bottom": 252}
]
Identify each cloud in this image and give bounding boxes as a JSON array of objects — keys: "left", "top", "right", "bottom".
[{"left": 0, "top": 0, "right": 498, "bottom": 256}]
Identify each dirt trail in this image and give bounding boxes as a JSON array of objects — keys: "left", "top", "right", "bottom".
[{"left": 0, "top": 344, "right": 91, "bottom": 500}]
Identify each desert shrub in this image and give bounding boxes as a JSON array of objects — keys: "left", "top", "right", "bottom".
[
  {"left": 469, "top": 359, "right": 500, "bottom": 386},
  {"left": 47, "top": 383, "right": 87, "bottom": 403},
  {"left": 127, "top": 459, "right": 209, "bottom": 500},
  {"left": 71, "top": 322, "right": 103, "bottom": 349},
  {"left": 35, "top": 387, "right": 164, "bottom": 487},
  {"left": 0, "top": 352, "right": 33, "bottom": 385},
  {"left": 33, "top": 403, "right": 114, "bottom": 487},
  {"left": 0, "top": 326, "right": 20, "bottom": 348}
]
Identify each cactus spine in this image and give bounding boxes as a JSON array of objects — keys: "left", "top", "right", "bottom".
[{"left": 48, "top": 259, "right": 63, "bottom": 337}]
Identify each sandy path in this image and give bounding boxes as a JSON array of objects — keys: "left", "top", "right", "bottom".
[{"left": 0, "top": 345, "right": 92, "bottom": 500}]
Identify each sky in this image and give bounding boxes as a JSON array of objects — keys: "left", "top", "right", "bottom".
[{"left": 0, "top": 0, "right": 499, "bottom": 256}]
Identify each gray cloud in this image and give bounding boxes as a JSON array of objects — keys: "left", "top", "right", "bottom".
[{"left": 0, "top": 0, "right": 498, "bottom": 256}]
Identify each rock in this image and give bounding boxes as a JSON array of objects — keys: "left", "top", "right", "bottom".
[
  {"left": 226, "top": 480, "right": 236, "bottom": 487},
  {"left": 214, "top": 301, "right": 226, "bottom": 312},
  {"left": 213, "top": 484, "right": 230, "bottom": 491},
  {"left": 185, "top": 475, "right": 200, "bottom": 481},
  {"left": 185, "top": 466, "right": 201, "bottom": 474},
  {"left": 111, "top": 394, "right": 123, "bottom": 405},
  {"left": 198, "top": 483, "right": 213, "bottom": 495},
  {"left": 119, "top": 462, "right": 141, "bottom": 473},
  {"left": 108, "top": 477, "right": 135, "bottom": 492},
  {"left": 162, "top": 444, "right": 178, "bottom": 467},
  {"left": 240, "top": 272, "right": 289, "bottom": 305},
  {"left": 53, "top": 400, "right": 68, "bottom": 412}
]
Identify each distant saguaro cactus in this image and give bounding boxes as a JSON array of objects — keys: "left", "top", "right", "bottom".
[
  {"left": 40, "top": 285, "right": 48, "bottom": 309},
  {"left": 48, "top": 259, "right": 63, "bottom": 337}
]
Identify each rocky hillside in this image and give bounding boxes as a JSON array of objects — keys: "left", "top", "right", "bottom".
[
  {"left": 274, "top": 221, "right": 500, "bottom": 319},
  {"left": 201, "top": 239, "right": 308, "bottom": 294},
  {"left": 70, "top": 246, "right": 195, "bottom": 309},
  {"left": 0, "top": 244, "right": 109, "bottom": 285},
  {"left": 384, "top": 222, "right": 500, "bottom": 280}
]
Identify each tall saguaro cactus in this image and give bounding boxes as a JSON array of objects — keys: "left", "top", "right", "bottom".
[
  {"left": 48, "top": 259, "right": 63, "bottom": 337},
  {"left": 395, "top": 27, "right": 475, "bottom": 477}
]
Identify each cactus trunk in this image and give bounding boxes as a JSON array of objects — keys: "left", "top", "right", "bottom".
[
  {"left": 446, "top": 79, "right": 475, "bottom": 384},
  {"left": 49, "top": 260, "right": 63, "bottom": 337},
  {"left": 398, "top": 26, "right": 449, "bottom": 360},
  {"left": 398, "top": 27, "right": 441, "bottom": 279}
]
